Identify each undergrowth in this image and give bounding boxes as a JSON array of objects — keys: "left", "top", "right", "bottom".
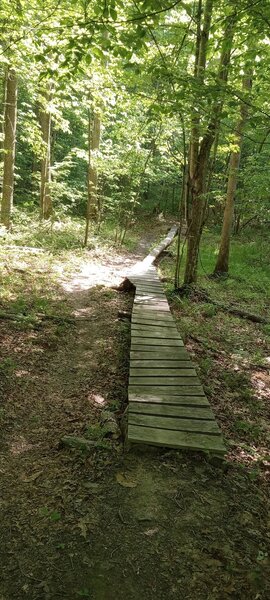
[{"left": 159, "top": 227, "right": 270, "bottom": 471}]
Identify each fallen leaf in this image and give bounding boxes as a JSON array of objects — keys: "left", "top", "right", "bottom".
[
  {"left": 78, "top": 517, "right": 90, "bottom": 540},
  {"left": 22, "top": 471, "right": 43, "bottom": 483},
  {"left": 116, "top": 472, "right": 138, "bottom": 488},
  {"left": 144, "top": 527, "right": 159, "bottom": 537}
]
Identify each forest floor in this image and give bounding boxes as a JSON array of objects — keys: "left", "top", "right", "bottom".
[{"left": 0, "top": 218, "right": 269, "bottom": 600}]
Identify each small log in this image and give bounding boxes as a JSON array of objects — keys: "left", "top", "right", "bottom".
[
  {"left": 60, "top": 436, "right": 96, "bottom": 451},
  {"left": 175, "top": 286, "right": 269, "bottom": 325}
]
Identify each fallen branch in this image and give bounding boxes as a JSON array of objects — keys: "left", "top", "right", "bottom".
[
  {"left": 60, "top": 436, "right": 96, "bottom": 451},
  {"left": 175, "top": 286, "right": 269, "bottom": 325},
  {"left": 0, "top": 311, "right": 76, "bottom": 324}
]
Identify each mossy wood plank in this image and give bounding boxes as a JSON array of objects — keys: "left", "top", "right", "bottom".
[
  {"left": 130, "top": 360, "right": 194, "bottom": 368},
  {"left": 129, "top": 413, "right": 220, "bottom": 434},
  {"left": 131, "top": 339, "right": 184, "bottom": 347},
  {"left": 132, "top": 319, "right": 176, "bottom": 328},
  {"left": 130, "top": 384, "right": 204, "bottom": 395},
  {"left": 129, "top": 402, "right": 214, "bottom": 419},
  {"left": 130, "top": 349, "right": 189, "bottom": 360},
  {"left": 129, "top": 376, "right": 200, "bottom": 386},
  {"left": 129, "top": 393, "right": 209, "bottom": 406},
  {"left": 128, "top": 425, "right": 226, "bottom": 453},
  {"left": 130, "top": 368, "right": 197, "bottom": 377},
  {"left": 132, "top": 328, "right": 180, "bottom": 340}
]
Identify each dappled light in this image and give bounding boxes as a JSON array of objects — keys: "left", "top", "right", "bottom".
[{"left": 0, "top": 0, "right": 270, "bottom": 597}]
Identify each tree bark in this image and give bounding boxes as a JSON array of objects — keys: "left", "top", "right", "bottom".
[
  {"left": 84, "top": 111, "right": 101, "bottom": 246},
  {"left": 184, "top": 9, "right": 235, "bottom": 284},
  {"left": 1, "top": 68, "right": 17, "bottom": 229},
  {"left": 39, "top": 90, "right": 52, "bottom": 220},
  {"left": 213, "top": 74, "right": 252, "bottom": 276}
]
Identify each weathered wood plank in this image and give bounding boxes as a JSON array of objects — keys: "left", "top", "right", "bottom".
[
  {"left": 130, "top": 360, "right": 194, "bottom": 368},
  {"left": 132, "top": 318, "right": 176, "bottom": 328},
  {"left": 128, "top": 425, "right": 226, "bottom": 453},
  {"left": 129, "top": 376, "right": 200, "bottom": 386},
  {"left": 129, "top": 413, "right": 220, "bottom": 434},
  {"left": 130, "top": 368, "right": 197, "bottom": 377},
  {"left": 130, "top": 384, "right": 204, "bottom": 395},
  {"left": 136, "top": 288, "right": 165, "bottom": 296},
  {"left": 129, "top": 402, "right": 214, "bottom": 419},
  {"left": 126, "top": 227, "right": 225, "bottom": 455},
  {"left": 132, "top": 328, "right": 181, "bottom": 340},
  {"left": 136, "top": 279, "right": 165, "bottom": 294},
  {"left": 131, "top": 339, "right": 184, "bottom": 347},
  {"left": 129, "top": 393, "right": 209, "bottom": 406},
  {"left": 130, "top": 347, "right": 189, "bottom": 357},
  {"left": 134, "top": 300, "right": 170, "bottom": 310},
  {"left": 132, "top": 312, "right": 174, "bottom": 322}
]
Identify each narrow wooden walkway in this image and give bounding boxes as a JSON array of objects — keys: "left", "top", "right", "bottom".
[{"left": 127, "top": 228, "right": 226, "bottom": 455}]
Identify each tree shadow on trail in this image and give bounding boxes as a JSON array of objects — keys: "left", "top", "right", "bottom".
[{"left": 0, "top": 247, "right": 269, "bottom": 600}]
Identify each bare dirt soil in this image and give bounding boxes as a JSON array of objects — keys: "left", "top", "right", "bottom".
[{"left": 0, "top": 225, "right": 269, "bottom": 600}]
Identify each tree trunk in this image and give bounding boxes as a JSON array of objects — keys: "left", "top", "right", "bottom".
[
  {"left": 184, "top": 9, "right": 235, "bottom": 284},
  {"left": 84, "top": 111, "right": 101, "bottom": 246},
  {"left": 1, "top": 68, "right": 17, "bottom": 229},
  {"left": 39, "top": 91, "right": 52, "bottom": 220},
  {"left": 213, "top": 74, "right": 252, "bottom": 276}
]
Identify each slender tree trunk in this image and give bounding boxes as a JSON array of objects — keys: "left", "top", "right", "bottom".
[
  {"left": 184, "top": 9, "right": 235, "bottom": 284},
  {"left": 1, "top": 68, "right": 17, "bottom": 229},
  {"left": 39, "top": 92, "right": 52, "bottom": 220},
  {"left": 84, "top": 111, "right": 101, "bottom": 246},
  {"left": 213, "top": 74, "right": 252, "bottom": 276}
]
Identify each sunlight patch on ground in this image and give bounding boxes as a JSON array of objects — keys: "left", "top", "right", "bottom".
[
  {"left": 90, "top": 393, "right": 107, "bottom": 407},
  {"left": 10, "top": 436, "right": 36, "bottom": 455},
  {"left": 61, "top": 254, "right": 137, "bottom": 293},
  {"left": 251, "top": 372, "right": 270, "bottom": 400}
]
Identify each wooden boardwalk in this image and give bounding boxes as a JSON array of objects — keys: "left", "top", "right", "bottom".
[{"left": 127, "top": 230, "right": 226, "bottom": 455}]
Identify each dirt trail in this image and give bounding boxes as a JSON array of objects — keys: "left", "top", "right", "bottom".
[{"left": 0, "top": 224, "right": 269, "bottom": 600}]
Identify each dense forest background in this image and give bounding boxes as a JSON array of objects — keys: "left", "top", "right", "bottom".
[{"left": 1, "top": 0, "right": 270, "bottom": 282}]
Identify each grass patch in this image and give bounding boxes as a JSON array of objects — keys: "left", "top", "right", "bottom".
[{"left": 160, "top": 227, "right": 270, "bottom": 470}]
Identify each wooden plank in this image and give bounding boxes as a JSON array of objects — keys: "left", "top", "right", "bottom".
[
  {"left": 130, "top": 360, "right": 194, "bottom": 368},
  {"left": 133, "top": 305, "right": 172, "bottom": 313},
  {"left": 131, "top": 339, "right": 184, "bottom": 347},
  {"left": 134, "top": 300, "right": 170, "bottom": 310},
  {"left": 130, "top": 368, "right": 197, "bottom": 377},
  {"left": 130, "top": 349, "right": 189, "bottom": 359},
  {"left": 132, "top": 323, "right": 178, "bottom": 332},
  {"left": 129, "top": 376, "right": 200, "bottom": 386},
  {"left": 136, "top": 286, "right": 164, "bottom": 293},
  {"left": 132, "top": 319, "right": 176, "bottom": 328},
  {"left": 129, "top": 413, "right": 220, "bottom": 434},
  {"left": 134, "top": 284, "right": 164, "bottom": 290},
  {"left": 129, "top": 385, "right": 204, "bottom": 395},
  {"left": 135, "top": 294, "right": 168, "bottom": 302},
  {"left": 129, "top": 402, "right": 214, "bottom": 419},
  {"left": 128, "top": 425, "right": 226, "bottom": 453},
  {"left": 136, "top": 291, "right": 167, "bottom": 302},
  {"left": 129, "top": 393, "right": 209, "bottom": 406},
  {"left": 132, "top": 312, "right": 174, "bottom": 322},
  {"left": 132, "top": 328, "right": 181, "bottom": 340},
  {"left": 141, "top": 225, "right": 178, "bottom": 262}
]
